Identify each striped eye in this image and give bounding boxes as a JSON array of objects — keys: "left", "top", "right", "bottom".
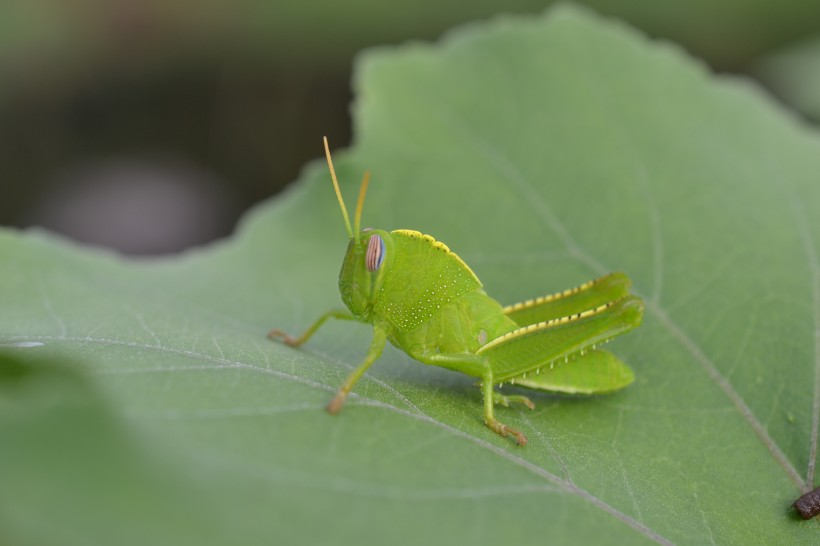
[{"left": 366, "top": 233, "right": 385, "bottom": 272}]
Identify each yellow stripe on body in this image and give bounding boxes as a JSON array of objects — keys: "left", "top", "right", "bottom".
[
  {"left": 502, "top": 275, "right": 612, "bottom": 314},
  {"left": 478, "top": 300, "right": 616, "bottom": 355}
]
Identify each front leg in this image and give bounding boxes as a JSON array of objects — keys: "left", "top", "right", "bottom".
[
  {"left": 327, "top": 325, "right": 388, "bottom": 414},
  {"left": 268, "top": 309, "right": 355, "bottom": 347}
]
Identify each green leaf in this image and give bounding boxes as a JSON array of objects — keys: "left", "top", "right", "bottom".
[
  {"left": 2, "top": 5, "right": 819, "bottom": 544},
  {"left": 0, "top": 353, "right": 226, "bottom": 546}
]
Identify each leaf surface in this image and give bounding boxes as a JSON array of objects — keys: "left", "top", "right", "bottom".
[{"left": 2, "top": 6, "right": 820, "bottom": 545}]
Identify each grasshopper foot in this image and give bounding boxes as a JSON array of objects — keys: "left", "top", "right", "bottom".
[
  {"left": 485, "top": 417, "right": 528, "bottom": 446},
  {"left": 267, "top": 329, "right": 301, "bottom": 347},
  {"left": 326, "top": 390, "right": 349, "bottom": 414},
  {"left": 492, "top": 392, "right": 536, "bottom": 410}
]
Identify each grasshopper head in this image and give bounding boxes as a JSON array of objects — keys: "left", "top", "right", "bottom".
[
  {"left": 323, "top": 137, "right": 392, "bottom": 321},
  {"left": 338, "top": 229, "right": 393, "bottom": 321}
]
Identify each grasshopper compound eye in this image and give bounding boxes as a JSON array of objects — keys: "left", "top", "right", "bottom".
[{"left": 366, "top": 233, "right": 385, "bottom": 271}]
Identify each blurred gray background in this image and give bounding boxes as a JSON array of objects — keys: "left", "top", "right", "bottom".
[{"left": 2, "top": 0, "right": 819, "bottom": 255}]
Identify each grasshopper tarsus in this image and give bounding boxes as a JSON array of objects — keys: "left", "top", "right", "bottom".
[
  {"left": 493, "top": 392, "right": 536, "bottom": 410},
  {"left": 486, "top": 417, "right": 528, "bottom": 446},
  {"left": 267, "top": 329, "right": 300, "bottom": 347},
  {"left": 326, "top": 392, "right": 348, "bottom": 414}
]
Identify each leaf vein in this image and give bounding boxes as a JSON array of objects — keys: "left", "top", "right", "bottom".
[{"left": 8, "top": 333, "right": 672, "bottom": 544}]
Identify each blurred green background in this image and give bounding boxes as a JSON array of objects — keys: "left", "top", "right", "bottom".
[{"left": 2, "top": 0, "right": 820, "bottom": 254}]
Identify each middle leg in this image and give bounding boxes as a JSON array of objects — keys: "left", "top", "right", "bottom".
[{"left": 419, "top": 351, "right": 529, "bottom": 446}]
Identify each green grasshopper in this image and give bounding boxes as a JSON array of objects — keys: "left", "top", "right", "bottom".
[{"left": 269, "top": 138, "right": 644, "bottom": 445}]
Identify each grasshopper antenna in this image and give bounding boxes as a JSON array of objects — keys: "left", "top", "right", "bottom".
[
  {"left": 353, "top": 170, "right": 371, "bottom": 237},
  {"left": 323, "top": 136, "right": 354, "bottom": 239}
]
